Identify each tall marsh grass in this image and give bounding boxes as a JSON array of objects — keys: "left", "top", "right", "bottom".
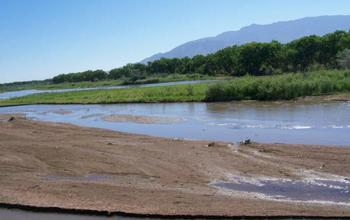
[{"left": 205, "top": 70, "right": 350, "bottom": 101}]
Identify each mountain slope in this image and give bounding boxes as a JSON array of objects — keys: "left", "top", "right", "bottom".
[{"left": 141, "top": 15, "right": 350, "bottom": 63}]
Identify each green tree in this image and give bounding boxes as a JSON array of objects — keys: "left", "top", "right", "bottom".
[
  {"left": 287, "top": 35, "right": 321, "bottom": 71},
  {"left": 50, "top": 30, "right": 350, "bottom": 84},
  {"left": 236, "top": 41, "right": 283, "bottom": 76}
]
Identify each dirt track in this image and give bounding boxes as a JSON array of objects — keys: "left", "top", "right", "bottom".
[{"left": 0, "top": 114, "right": 350, "bottom": 217}]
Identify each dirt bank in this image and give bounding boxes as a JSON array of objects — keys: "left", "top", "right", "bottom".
[
  {"left": 0, "top": 114, "right": 350, "bottom": 217},
  {"left": 296, "top": 93, "right": 350, "bottom": 102}
]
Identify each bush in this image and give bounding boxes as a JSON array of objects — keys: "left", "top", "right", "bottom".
[{"left": 337, "top": 49, "right": 350, "bottom": 69}]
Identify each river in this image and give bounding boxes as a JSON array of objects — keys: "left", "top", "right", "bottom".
[{"left": 0, "top": 101, "right": 349, "bottom": 146}]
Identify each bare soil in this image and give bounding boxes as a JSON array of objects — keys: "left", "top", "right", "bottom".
[{"left": 0, "top": 114, "right": 350, "bottom": 217}]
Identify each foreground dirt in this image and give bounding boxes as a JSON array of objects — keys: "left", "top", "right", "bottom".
[{"left": 0, "top": 115, "right": 350, "bottom": 217}]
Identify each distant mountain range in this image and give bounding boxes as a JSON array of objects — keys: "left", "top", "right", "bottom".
[{"left": 141, "top": 15, "right": 350, "bottom": 63}]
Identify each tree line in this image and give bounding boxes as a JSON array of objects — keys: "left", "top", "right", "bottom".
[{"left": 52, "top": 30, "right": 350, "bottom": 84}]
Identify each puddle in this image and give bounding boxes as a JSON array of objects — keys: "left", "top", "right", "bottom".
[
  {"left": 0, "top": 208, "right": 176, "bottom": 220},
  {"left": 213, "top": 179, "right": 350, "bottom": 203},
  {"left": 43, "top": 174, "right": 110, "bottom": 182}
]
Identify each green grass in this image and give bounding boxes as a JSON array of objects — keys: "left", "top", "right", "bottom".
[
  {"left": 0, "top": 74, "right": 223, "bottom": 92},
  {"left": 0, "top": 83, "right": 208, "bottom": 106},
  {"left": 0, "top": 70, "right": 349, "bottom": 106},
  {"left": 0, "top": 80, "right": 124, "bottom": 92},
  {"left": 120, "top": 73, "right": 221, "bottom": 85}
]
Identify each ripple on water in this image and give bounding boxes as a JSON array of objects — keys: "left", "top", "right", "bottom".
[{"left": 213, "top": 179, "right": 350, "bottom": 204}]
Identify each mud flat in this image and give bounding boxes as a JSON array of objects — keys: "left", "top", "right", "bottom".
[
  {"left": 102, "top": 114, "right": 183, "bottom": 124},
  {"left": 0, "top": 114, "right": 350, "bottom": 217}
]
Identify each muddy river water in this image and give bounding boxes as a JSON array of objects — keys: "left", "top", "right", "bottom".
[
  {"left": 0, "top": 208, "right": 188, "bottom": 220},
  {"left": 0, "top": 101, "right": 349, "bottom": 146},
  {"left": 0, "top": 207, "right": 346, "bottom": 220}
]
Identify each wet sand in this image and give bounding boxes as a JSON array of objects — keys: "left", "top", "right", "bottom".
[
  {"left": 1, "top": 114, "right": 350, "bottom": 217},
  {"left": 296, "top": 93, "right": 350, "bottom": 102},
  {"left": 103, "top": 114, "right": 183, "bottom": 124}
]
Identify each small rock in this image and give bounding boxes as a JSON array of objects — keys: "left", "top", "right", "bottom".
[
  {"left": 207, "top": 142, "right": 216, "bottom": 147},
  {"left": 320, "top": 164, "right": 326, "bottom": 169},
  {"left": 240, "top": 139, "right": 251, "bottom": 145},
  {"left": 8, "top": 116, "right": 15, "bottom": 122},
  {"left": 107, "top": 142, "right": 113, "bottom": 145}
]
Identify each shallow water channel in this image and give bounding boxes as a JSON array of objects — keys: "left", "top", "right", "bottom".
[
  {"left": 0, "top": 208, "right": 118, "bottom": 220},
  {"left": 0, "top": 208, "right": 195, "bottom": 220},
  {"left": 0, "top": 207, "right": 346, "bottom": 220},
  {"left": 0, "top": 101, "right": 349, "bottom": 146}
]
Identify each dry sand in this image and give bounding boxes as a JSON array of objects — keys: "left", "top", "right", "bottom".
[{"left": 0, "top": 114, "right": 350, "bottom": 217}]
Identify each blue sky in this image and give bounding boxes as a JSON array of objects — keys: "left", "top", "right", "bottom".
[{"left": 1, "top": 0, "right": 350, "bottom": 83}]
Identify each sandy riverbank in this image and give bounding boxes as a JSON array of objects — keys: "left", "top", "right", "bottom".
[{"left": 0, "top": 114, "right": 350, "bottom": 217}]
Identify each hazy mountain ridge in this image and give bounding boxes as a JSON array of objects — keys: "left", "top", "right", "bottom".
[{"left": 141, "top": 15, "right": 350, "bottom": 63}]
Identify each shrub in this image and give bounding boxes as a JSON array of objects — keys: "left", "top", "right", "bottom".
[
  {"left": 337, "top": 49, "right": 350, "bottom": 69},
  {"left": 205, "top": 70, "right": 350, "bottom": 101}
]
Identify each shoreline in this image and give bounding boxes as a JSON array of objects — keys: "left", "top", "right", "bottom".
[
  {"left": 1, "top": 115, "right": 350, "bottom": 216},
  {"left": 1, "top": 203, "right": 350, "bottom": 219},
  {"left": 0, "top": 93, "right": 349, "bottom": 108}
]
